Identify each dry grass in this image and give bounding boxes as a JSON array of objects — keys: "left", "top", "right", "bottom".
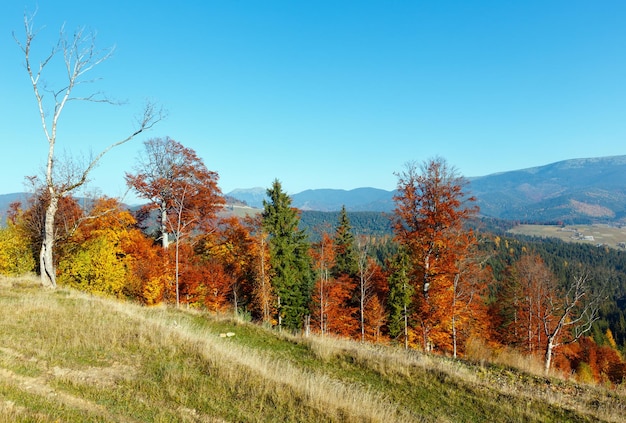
[{"left": 0, "top": 275, "right": 624, "bottom": 422}]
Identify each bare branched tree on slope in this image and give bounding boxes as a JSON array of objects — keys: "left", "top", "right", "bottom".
[{"left": 14, "top": 13, "right": 163, "bottom": 288}]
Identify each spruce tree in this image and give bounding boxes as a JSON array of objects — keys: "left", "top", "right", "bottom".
[
  {"left": 387, "top": 248, "right": 414, "bottom": 348},
  {"left": 262, "top": 179, "right": 313, "bottom": 331},
  {"left": 332, "top": 206, "right": 358, "bottom": 278}
]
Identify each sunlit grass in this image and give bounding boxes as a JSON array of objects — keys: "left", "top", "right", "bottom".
[{"left": 0, "top": 274, "right": 624, "bottom": 422}]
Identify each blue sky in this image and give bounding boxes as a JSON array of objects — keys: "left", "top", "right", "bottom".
[{"left": 1, "top": 1, "right": 626, "bottom": 200}]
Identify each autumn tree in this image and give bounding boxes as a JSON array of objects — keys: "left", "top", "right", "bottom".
[
  {"left": 126, "top": 137, "right": 224, "bottom": 307},
  {"left": 239, "top": 215, "right": 275, "bottom": 324},
  {"left": 356, "top": 236, "right": 378, "bottom": 342},
  {"left": 449, "top": 244, "right": 491, "bottom": 358},
  {"left": 262, "top": 179, "right": 313, "bottom": 331},
  {"left": 123, "top": 227, "right": 166, "bottom": 305},
  {"left": 393, "top": 157, "right": 479, "bottom": 352},
  {"left": 0, "top": 204, "right": 36, "bottom": 276},
  {"left": 199, "top": 216, "right": 265, "bottom": 315},
  {"left": 362, "top": 262, "right": 388, "bottom": 343},
  {"left": 14, "top": 14, "right": 162, "bottom": 288},
  {"left": 510, "top": 253, "right": 555, "bottom": 354},
  {"left": 503, "top": 252, "right": 606, "bottom": 372},
  {"left": 311, "top": 232, "right": 336, "bottom": 335},
  {"left": 18, "top": 186, "right": 84, "bottom": 273},
  {"left": 57, "top": 197, "right": 164, "bottom": 299}
]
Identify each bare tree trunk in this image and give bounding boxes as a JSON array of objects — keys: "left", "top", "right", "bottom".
[
  {"left": 360, "top": 278, "right": 365, "bottom": 342},
  {"left": 452, "top": 315, "right": 457, "bottom": 358},
  {"left": 357, "top": 237, "right": 371, "bottom": 343},
  {"left": 403, "top": 302, "right": 409, "bottom": 349},
  {"left": 452, "top": 274, "right": 458, "bottom": 358},
  {"left": 39, "top": 195, "right": 58, "bottom": 289},
  {"left": 161, "top": 207, "right": 169, "bottom": 249},
  {"left": 544, "top": 337, "right": 555, "bottom": 373},
  {"left": 233, "top": 288, "right": 239, "bottom": 318},
  {"left": 175, "top": 234, "right": 180, "bottom": 308},
  {"left": 259, "top": 235, "right": 271, "bottom": 324},
  {"left": 174, "top": 202, "right": 183, "bottom": 308}
]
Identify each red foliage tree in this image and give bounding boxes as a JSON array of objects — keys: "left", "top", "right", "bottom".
[
  {"left": 362, "top": 263, "right": 388, "bottom": 343},
  {"left": 19, "top": 186, "right": 84, "bottom": 272},
  {"left": 126, "top": 137, "right": 224, "bottom": 306}
]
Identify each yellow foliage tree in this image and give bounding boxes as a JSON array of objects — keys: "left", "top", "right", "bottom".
[
  {"left": 0, "top": 221, "right": 35, "bottom": 276},
  {"left": 58, "top": 236, "right": 127, "bottom": 296},
  {"left": 58, "top": 197, "right": 165, "bottom": 301}
]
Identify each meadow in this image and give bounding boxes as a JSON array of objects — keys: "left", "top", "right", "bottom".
[
  {"left": 508, "top": 224, "right": 626, "bottom": 249},
  {"left": 0, "top": 275, "right": 624, "bottom": 422}
]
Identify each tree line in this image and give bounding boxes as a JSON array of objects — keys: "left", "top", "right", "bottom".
[{"left": 1, "top": 147, "right": 625, "bottom": 384}]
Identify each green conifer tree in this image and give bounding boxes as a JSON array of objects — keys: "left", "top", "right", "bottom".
[
  {"left": 332, "top": 206, "right": 359, "bottom": 278},
  {"left": 387, "top": 248, "right": 414, "bottom": 348},
  {"left": 262, "top": 179, "right": 313, "bottom": 330}
]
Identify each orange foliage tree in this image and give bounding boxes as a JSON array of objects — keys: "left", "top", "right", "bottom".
[
  {"left": 352, "top": 236, "right": 389, "bottom": 342},
  {"left": 197, "top": 216, "right": 264, "bottom": 315},
  {"left": 57, "top": 197, "right": 164, "bottom": 299},
  {"left": 509, "top": 253, "right": 556, "bottom": 354},
  {"left": 502, "top": 252, "right": 606, "bottom": 371},
  {"left": 126, "top": 137, "right": 224, "bottom": 307},
  {"left": 172, "top": 241, "right": 234, "bottom": 312},
  {"left": 449, "top": 248, "right": 492, "bottom": 357},
  {"left": 560, "top": 336, "right": 626, "bottom": 385},
  {"left": 310, "top": 232, "right": 359, "bottom": 337},
  {"left": 310, "top": 232, "right": 336, "bottom": 335},
  {"left": 362, "top": 262, "right": 388, "bottom": 343},
  {"left": 248, "top": 217, "right": 275, "bottom": 325},
  {"left": 393, "top": 158, "right": 482, "bottom": 354}
]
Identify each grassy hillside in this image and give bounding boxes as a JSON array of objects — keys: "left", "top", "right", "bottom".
[{"left": 0, "top": 276, "right": 624, "bottom": 422}]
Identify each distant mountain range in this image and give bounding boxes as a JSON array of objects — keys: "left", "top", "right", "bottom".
[
  {"left": 0, "top": 193, "right": 30, "bottom": 220},
  {"left": 227, "top": 155, "right": 626, "bottom": 224},
  {"left": 2, "top": 156, "right": 625, "bottom": 225},
  {"left": 468, "top": 156, "right": 626, "bottom": 223}
]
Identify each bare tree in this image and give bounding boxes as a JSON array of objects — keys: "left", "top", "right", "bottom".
[
  {"left": 14, "top": 13, "right": 162, "bottom": 288},
  {"left": 543, "top": 272, "right": 606, "bottom": 372}
]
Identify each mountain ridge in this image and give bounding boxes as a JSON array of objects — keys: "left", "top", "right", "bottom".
[
  {"left": 2, "top": 155, "right": 625, "bottom": 224},
  {"left": 226, "top": 155, "right": 626, "bottom": 223}
]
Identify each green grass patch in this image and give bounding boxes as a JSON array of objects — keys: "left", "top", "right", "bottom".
[{"left": 0, "top": 278, "right": 623, "bottom": 422}]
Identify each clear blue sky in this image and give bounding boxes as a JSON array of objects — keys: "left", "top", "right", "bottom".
[{"left": 1, "top": 1, "right": 626, "bottom": 200}]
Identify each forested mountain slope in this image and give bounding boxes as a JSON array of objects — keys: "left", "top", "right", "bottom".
[
  {"left": 226, "top": 155, "right": 626, "bottom": 224},
  {"left": 469, "top": 156, "right": 626, "bottom": 223}
]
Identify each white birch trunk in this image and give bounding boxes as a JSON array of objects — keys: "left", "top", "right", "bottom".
[
  {"left": 161, "top": 207, "right": 169, "bottom": 249},
  {"left": 40, "top": 195, "right": 58, "bottom": 289}
]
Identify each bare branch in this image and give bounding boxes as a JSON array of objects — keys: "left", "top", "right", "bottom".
[{"left": 15, "top": 12, "right": 163, "bottom": 288}]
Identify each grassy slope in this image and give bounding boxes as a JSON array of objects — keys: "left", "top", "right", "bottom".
[{"left": 0, "top": 276, "right": 624, "bottom": 422}]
